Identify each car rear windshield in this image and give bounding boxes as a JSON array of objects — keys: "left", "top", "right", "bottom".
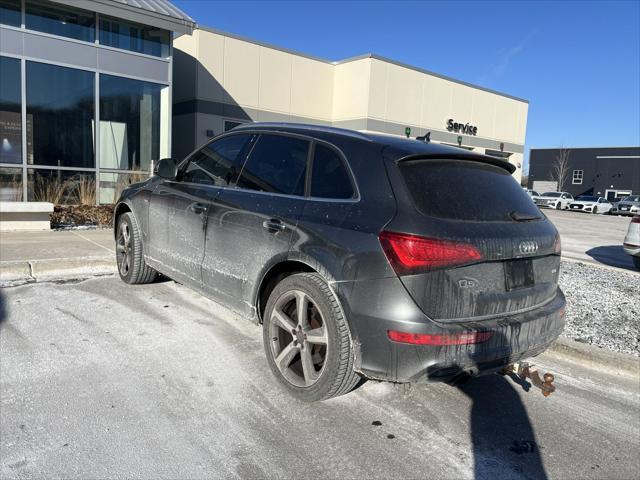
[{"left": 399, "top": 159, "right": 542, "bottom": 221}]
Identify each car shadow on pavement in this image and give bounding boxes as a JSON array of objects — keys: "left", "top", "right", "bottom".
[
  {"left": 429, "top": 331, "right": 548, "bottom": 479},
  {"left": 585, "top": 245, "right": 636, "bottom": 271}
]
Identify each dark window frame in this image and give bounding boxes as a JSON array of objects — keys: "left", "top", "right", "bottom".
[
  {"left": 175, "top": 129, "right": 360, "bottom": 201},
  {"left": 233, "top": 132, "right": 311, "bottom": 197},
  {"left": 176, "top": 132, "right": 256, "bottom": 187},
  {"left": 307, "top": 140, "right": 358, "bottom": 200}
]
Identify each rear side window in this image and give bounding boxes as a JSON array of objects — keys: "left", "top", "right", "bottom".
[
  {"left": 399, "top": 160, "right": 542, "bottom": 221},
  {"left": 236, "top": 134, "right": 309, "bottom": 196},
  {"left": 310, "top": 144, "right": 354, "bottom": 199},
  {"left": 181, "top": 134, "right": 251, "bottom": 186}
]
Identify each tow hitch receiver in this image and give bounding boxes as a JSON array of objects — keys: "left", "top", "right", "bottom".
[{"left": 504, "top": 362, "right": 556, "bottom": 397}]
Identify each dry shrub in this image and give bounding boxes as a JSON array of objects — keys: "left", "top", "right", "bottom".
[
  {"left": 31, "top": 172, "right": 67, "bottom": 204},
  {"left": 71, "top": 175, "right": 96, "bottom": 205}
]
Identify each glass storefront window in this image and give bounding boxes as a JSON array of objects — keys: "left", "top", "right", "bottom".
[
  {"left": 26, "top": 61, "right": 95, "bottom": 168},
  {"left": 100, "top": 74, "right": 163, "bottom": 172},
  {"left": 0, "top": 167, "right": 22, "bottom": 201},
  {"left": 27, "top": 169, "right": 95, "bottom": 205},
  {"left": 99, "top": 15, "right": 170, "bottom": 58},
  {"left": 99, "top": 171, "right": 148, "bottom": 205},
  {"left": 25, "top": 0, "right": 95, "bottom": 43},
  {"left": 0, "top": 56, "right": 22, "bottom": 164},
  {"left": 0, "top": 0, "right": 20, "bottom": 27}
]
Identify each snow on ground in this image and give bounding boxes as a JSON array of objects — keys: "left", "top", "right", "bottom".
[{"left": 559, "top": 260, "right": 639, "bottom": 356}]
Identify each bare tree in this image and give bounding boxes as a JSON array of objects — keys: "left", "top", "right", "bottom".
[{"left": 550, "top": 148, "right": 571, "bottom": 191}]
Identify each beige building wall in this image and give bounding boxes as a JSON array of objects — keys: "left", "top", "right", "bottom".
[{"left": 173, "top": 28, "right": 528, "bottom": 181}]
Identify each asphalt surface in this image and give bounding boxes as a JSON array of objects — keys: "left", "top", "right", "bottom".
[
  {"left": 543, "top": 209, "right": 637, "bottom": 272},
  {"left": 1, "top": 276, "right": 639, "bottom": 479}
]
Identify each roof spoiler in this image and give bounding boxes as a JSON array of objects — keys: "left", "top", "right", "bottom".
[{"left": 396, "top": 153, "right": 516, "bottom": 174}]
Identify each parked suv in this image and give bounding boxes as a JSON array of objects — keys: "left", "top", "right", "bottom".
[{"left": 114, "top": 124, "right": 565, "bottom": 401}]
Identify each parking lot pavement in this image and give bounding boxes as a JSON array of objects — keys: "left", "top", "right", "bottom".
[
  {"left": 0, "top": 229, "right": 115, "bottom": 283},
  {"left": 543, "top": 209, "right": 637, "bottom": 271},
  {"left": 1, "top": 277, "right": 638, "bottom": 479},
  {"left": 0, "top": 229, "right": 114, "bottom": 262}
]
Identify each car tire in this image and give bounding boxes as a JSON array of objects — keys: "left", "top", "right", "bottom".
[
  {"left": 556, "top": 203, "right": 561, "bottom": 210},
  {"left": 116, "top": 212, "right": 157, "bottom": 284},
  {"left": 633, "top": 256, "right": 640, "bottom": 270},
  {"left": 593, "top": 206, "right": 598, "bottom": 214},
  {"left": 262, "top": 272, "right": 361, "bottom": 401}
]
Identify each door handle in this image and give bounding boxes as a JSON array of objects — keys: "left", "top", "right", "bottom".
[
  {"left": 189, "top": 202, "right": 208, "bottom": 215},
  {"left": 262, "top": 218, "right": 286, "bottom": 232}
]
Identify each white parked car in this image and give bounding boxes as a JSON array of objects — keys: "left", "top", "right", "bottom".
[
  {"left": 568, "top": 196, "right": 612, "bottom": 214},
  {"left": 534, "top": 191, "right": 573, "bottom": 210},
  {"left": 623, "top": 215, "right": 640, "bottom": 270}
]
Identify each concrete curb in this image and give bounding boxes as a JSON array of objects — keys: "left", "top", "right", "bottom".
[
  {"left": 0, "top": 258, "right": 116, "bottom": 286},
  {"left": 547, "top": 337, "right": 640, "bottom": 377}
]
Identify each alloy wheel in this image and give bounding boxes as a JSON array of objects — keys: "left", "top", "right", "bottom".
[
  {"left": 116, "top": 222, "right": 131, "bottom": 276},
  {"left": 269, "top": 290, "right": 328, "bottom": 387}
]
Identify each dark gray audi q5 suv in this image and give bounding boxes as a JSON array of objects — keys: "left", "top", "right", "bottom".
[{"left": 114, "top": 123, "right": 565, "bottom": 401}]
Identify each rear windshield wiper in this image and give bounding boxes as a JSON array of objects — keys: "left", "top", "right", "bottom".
[{"left": 509, "top": 210, "right": 541, "bottom": 222}]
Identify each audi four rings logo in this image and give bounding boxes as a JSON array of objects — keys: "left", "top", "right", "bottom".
[{"left": 519, "top": 241, "right": 539, "bottom": 255}]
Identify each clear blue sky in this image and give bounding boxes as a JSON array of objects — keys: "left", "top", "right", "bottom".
[{"left": 174, "top": 0, "right": 640, "bottom": 170}]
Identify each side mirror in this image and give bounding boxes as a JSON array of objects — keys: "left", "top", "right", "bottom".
[{"left": 155, "top": 158, "right": 177, "bottom": 180}]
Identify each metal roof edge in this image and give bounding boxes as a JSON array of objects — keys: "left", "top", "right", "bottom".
[{"left": 53, "top": 0, "right": 196, "bottom": 34}]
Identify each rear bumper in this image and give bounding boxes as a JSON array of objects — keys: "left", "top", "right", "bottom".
[{"left": 335, "top": 277, "right": 565, "bottom": 383}]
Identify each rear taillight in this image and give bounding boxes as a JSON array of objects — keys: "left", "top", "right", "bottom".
[
  {"left": 387, "top": 330, "right": 493, "bottom": 345},
  {"left": 379, "top": 231, "right": 482, "bottom": 274},
  {"left": 554, "top": 234, "right": 562, "bottom": 255}
]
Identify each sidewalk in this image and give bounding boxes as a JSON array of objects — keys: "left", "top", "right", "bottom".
[{"left": 0, "top": 229, "right": 116, "bottom": 284}]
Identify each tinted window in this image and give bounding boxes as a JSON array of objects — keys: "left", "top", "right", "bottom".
[
  {"left": 400, "top": 160, "right": 542, "bottom": 221},
  {"left": 236, "top": 134, "right": 308, "bottom": 196},
  {"left": 0, "top": 0, "right": 21, "bottom": 26},
  {"left": 100, "top": 16, "right": 170, "bottom": 57},
  {"left": 26, "top": 0, "right": 95, "bottom": 42},
  {"left": 542, "top": 192, "right": 562, "bottom": 197},
  {"left": 577, "top": 196, "right": 598, "bottom": 201},
  {"left": 181, "top": 135, "right": 252, "bottom": 186},
  {"left": 100, "top": 74, "right": 164, "bottom": 171},
  {"left": 310, "top": 144, "right": 354, "bottom": 199},
  {"left": 0, "top": 56, "right": 22, "bottom": 164},
  {"left": 27, "top": 61, "right": 95, "bottom": 168}
]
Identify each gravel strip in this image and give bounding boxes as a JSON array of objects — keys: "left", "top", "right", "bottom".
[{"left": 559, "top": 260, "right": 639, "bottom": 356}]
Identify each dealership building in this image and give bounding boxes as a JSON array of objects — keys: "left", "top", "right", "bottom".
[
  {"left": 172, "top": 27, "right": 529, "bottom": 183},
  {"left": 528, "top": 147, "right": 640, "bottom": 200},
  {"left": 0, "top": 0, "right": 194, "bottom": 203},
  {"left": 1, "top": 1, "right": 530, "bottom": 205}
]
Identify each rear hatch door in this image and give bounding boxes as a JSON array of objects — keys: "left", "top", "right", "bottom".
[{"left": 383, "top": 155, "right": 561, "bottom": 322}]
